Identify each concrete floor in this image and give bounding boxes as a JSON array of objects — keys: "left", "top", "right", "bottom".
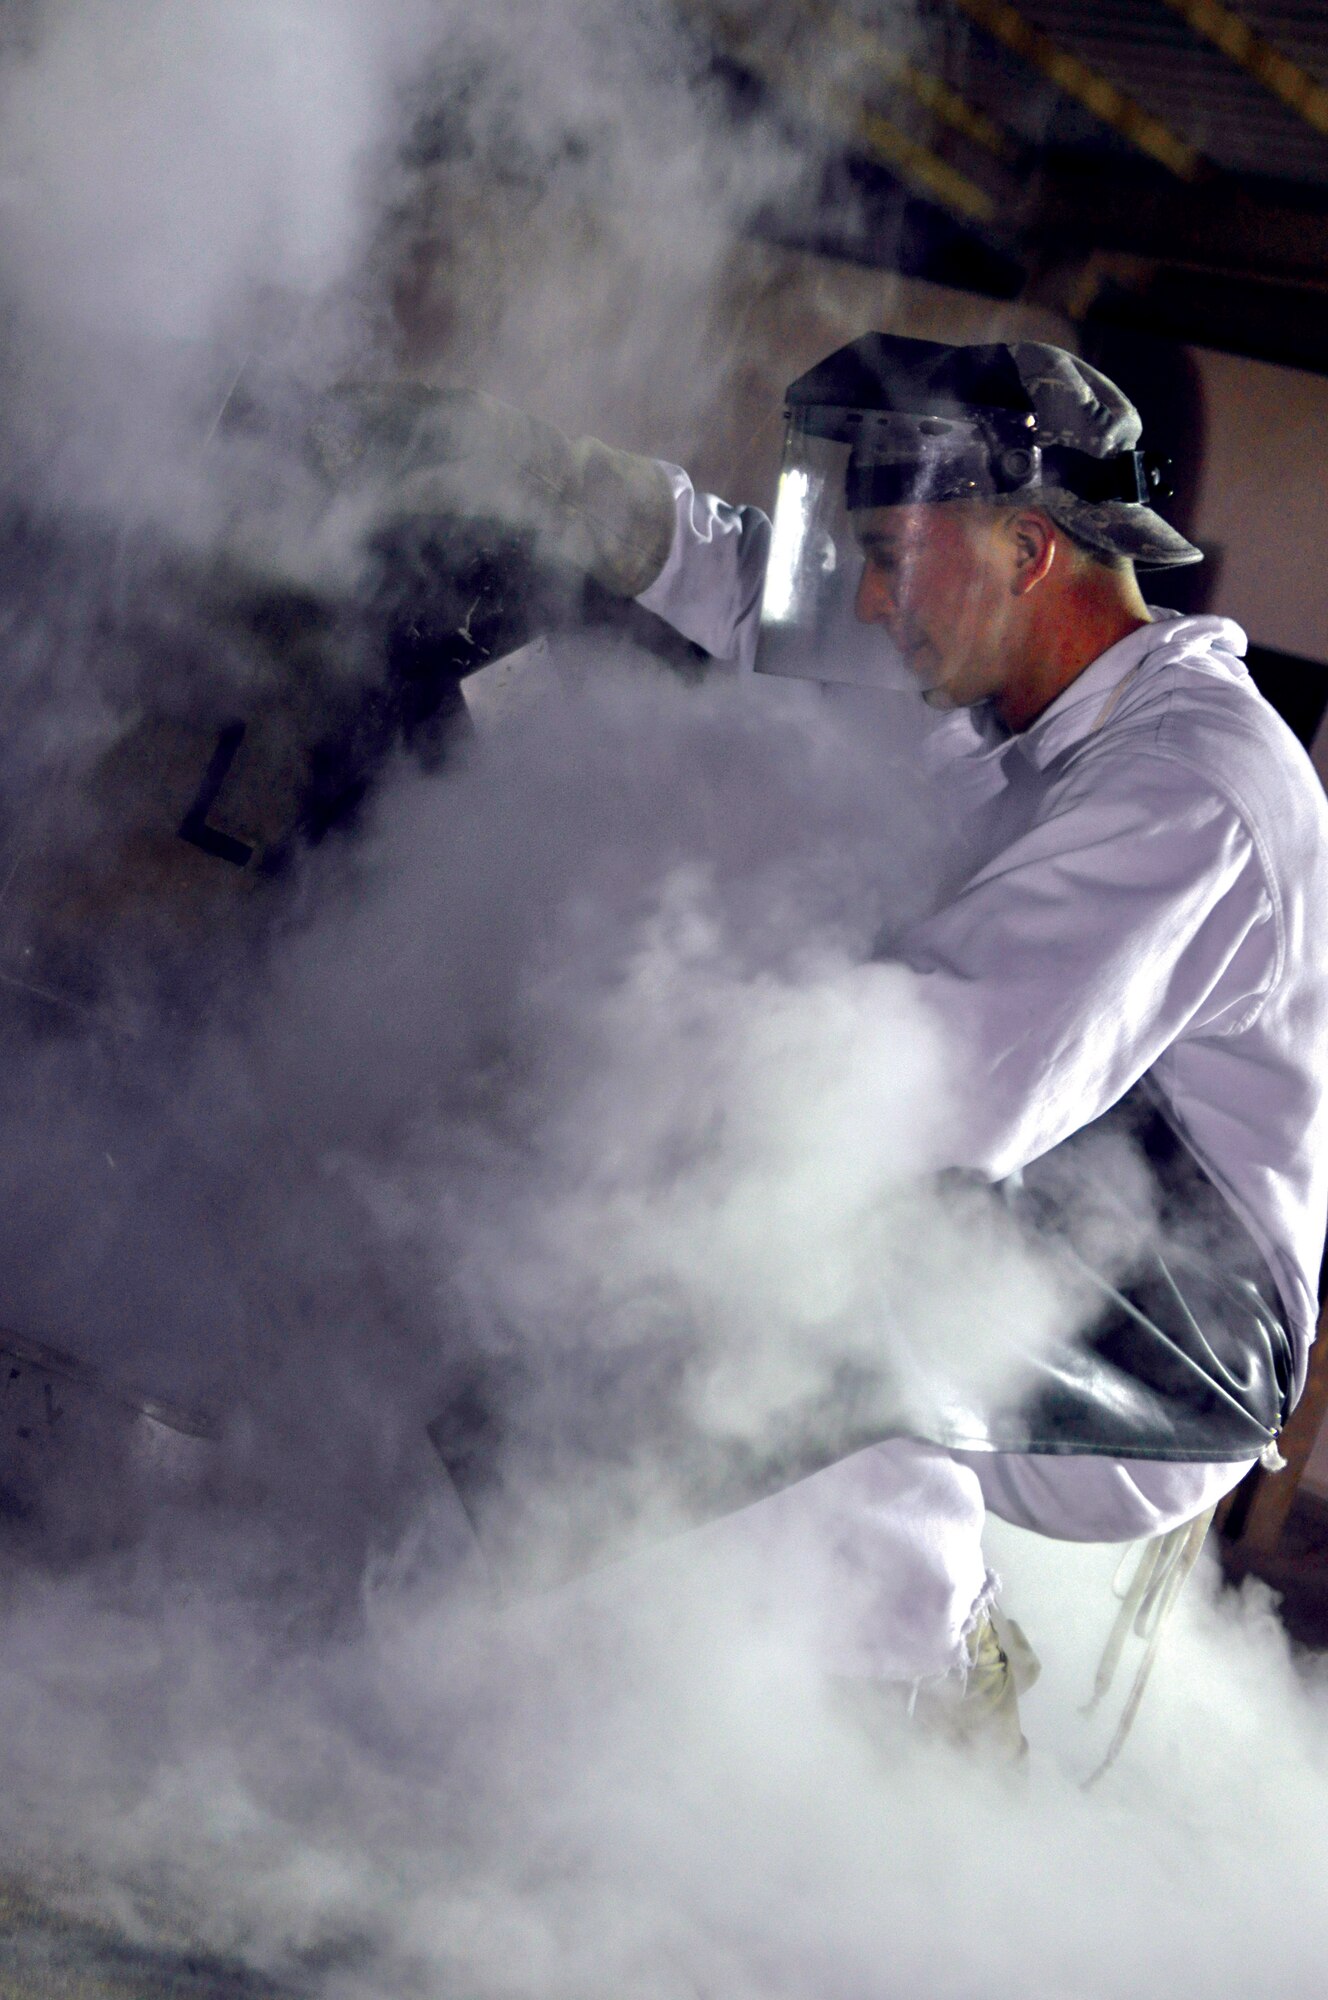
[{"left": 3, "top": 1491, "right": 1325, "bottom": 1997}]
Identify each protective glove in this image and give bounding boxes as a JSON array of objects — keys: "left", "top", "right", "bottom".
[{"left": 307, "top": 382, "right": 677, "bottom": 601}]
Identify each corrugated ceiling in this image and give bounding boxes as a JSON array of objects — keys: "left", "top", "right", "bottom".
[
  {"left": 714, "top": 0, "right": 1328, "bottom": 369},
  {"left": 997, "top": 0, "right": 1328, "bottom": 182}
]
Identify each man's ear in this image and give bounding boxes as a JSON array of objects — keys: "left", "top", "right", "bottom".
[{"left": 1005, "top": 509, "right": 1057, "bottom": 596}]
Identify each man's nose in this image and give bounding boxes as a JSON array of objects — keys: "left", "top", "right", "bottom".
[{"left": 854, "top": 561, "right": 896, "bottom": 626}]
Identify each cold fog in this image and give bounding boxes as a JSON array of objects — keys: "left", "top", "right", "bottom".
[{"left": 0, "top": 3, "right": 1326, "bottom": 1996}]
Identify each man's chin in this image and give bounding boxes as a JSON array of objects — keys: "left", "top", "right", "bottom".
[
  {"left": 917, "top": 664, "right": 988, "bottom": 712},
  {"left": 900, "top": 649, "right": 944, "bottom": 706},
  {"left": 903, "top": 644, "right": 962, "bottom": 710}
]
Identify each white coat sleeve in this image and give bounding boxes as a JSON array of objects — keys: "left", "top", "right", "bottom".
[
  {"left": 635, "top": 466, "right": 770, "bottom": 669},
  {"left": 899, "top": 747, "right": 1281, "bottom": 1178}
]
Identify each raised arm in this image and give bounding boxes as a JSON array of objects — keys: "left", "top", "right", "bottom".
[{"left": 634, "top": 466, "right": 771, "bottom": 670}]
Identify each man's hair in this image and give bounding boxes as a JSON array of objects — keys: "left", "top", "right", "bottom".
[
  {"left": 1055, "top": 515, "right": 1132, "bottom": 573},
  {"left": 992, "top": 495, "right": 1132, "bottom": 574}
]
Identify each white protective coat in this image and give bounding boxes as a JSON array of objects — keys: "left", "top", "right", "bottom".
[{"left": 633, "top": 469, "right": 1328, "bottom": 1673}]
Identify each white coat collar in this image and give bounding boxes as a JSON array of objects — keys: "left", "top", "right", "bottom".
[{"left": 1010, "top": 609, "right": 1250, "bottom": 771}]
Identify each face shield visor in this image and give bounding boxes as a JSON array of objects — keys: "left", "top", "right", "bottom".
[
  {"left": 757, "top": 407, "right": 1035, "bottom": 691},
  {"left": 755, "top": 335, "right": 1174, "bottom": 692}
]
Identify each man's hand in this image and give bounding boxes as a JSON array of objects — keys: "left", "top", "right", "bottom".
[{"left": 309, "top": 381, "right": 676, "bottom": 601}]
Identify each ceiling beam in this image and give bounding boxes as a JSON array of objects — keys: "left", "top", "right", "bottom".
[
  {"left": 950, "top": 0, "right": 1204, "bottom": 178},
  {"left": 881, "top": 56, "right": 1017, "bottom": 162},
  {"left": 690, "top": 0, "right": 1001, "bottom": 225},
  {"left": 806, "top": 2, "right": 1019, "bottom": 163},
  {"left": 692, "top": 0, "right": 1018, "bottom": 160},
  {"left": 851, "top": 106, "right": 998, "bottom": 222},
  {"left": 1085, "top": 267, "right": 1328, "bottom": 376},
  {"left": 1156, "top": 0, "right": 1328, "bottom": 142},
  {"left": 1033, "top": 157, "right": 1328, "bottom": 288}
]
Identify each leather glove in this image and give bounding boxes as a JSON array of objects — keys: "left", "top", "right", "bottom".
[{"left": 308, "top": 382, "right": 677, "bottom": 600}]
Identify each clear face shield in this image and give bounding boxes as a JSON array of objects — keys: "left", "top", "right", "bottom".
[{"left": 756, "top": 404, "right": 1016, "bottom": 692}]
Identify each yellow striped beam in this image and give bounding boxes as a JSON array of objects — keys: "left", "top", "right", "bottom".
[
  {"left": 892, "top": 60, "right": 1018, "bottom": 162},
  {"left": 951, "top": 0, "right": 1203, "bottom": 178},
  {"left": 689, "top": 0, "right": 1000, "bottom": 226},
  {"left": 808, "top": 2, "right": 1019, "bottom": 162},
  {"left": 853, "top": 106, "right": 998, "bottom": 222},
  {"left": 1158, "top": 0, "right": 1328, "bottom": 140}
]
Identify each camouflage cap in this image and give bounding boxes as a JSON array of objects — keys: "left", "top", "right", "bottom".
[{"left": 1008, "top": 342, "right": 1202, "bottom": 570}]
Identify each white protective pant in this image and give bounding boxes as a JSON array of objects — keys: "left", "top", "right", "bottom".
[{"left": 693, "top": 1441, "right": 1255, "bottom": 1683}]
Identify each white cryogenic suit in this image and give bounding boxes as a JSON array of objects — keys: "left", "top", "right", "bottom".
[{"left": 633, "top": 469, "right": 1328, "bottom": 1682}]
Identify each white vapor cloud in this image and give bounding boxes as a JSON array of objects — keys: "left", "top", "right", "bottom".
[
  {"left": 0, "top": 0, "right": 433, "bottom": 344},
  {"left": 2, "top": 1515, "right": 1328, "bottom": 1998},
  {"left": 0, "top": 3, "right": 1325, "bottom": 1999}
]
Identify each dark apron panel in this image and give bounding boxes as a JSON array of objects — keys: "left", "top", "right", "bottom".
[
  {"left": 920, "top": 1083, "right": 1293, "bottom": 1463},
  {"left": 430, "top": 1081, "right": 1294, "bottom": 1581}
]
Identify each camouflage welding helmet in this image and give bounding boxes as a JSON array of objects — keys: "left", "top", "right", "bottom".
[{"left": 757, "top": 334, "right": 1199, "bottom": 689}]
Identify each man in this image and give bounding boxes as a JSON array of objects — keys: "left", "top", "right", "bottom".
[
  {"left": 618, "top": 338, "right": 1328, "bottom": 1720},
  {"left": 366, "top": 341, "right": 1328, "bottom": 1734}
]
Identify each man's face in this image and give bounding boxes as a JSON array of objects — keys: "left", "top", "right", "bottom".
[{"left": 852, "top": 503, "right": 1019, "bottom": 709}]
